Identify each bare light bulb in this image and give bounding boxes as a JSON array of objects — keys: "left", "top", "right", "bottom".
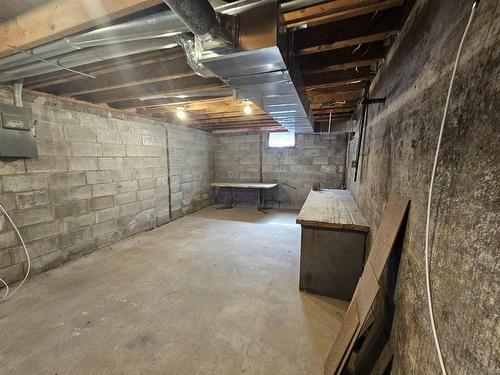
[
  {"left": 243, "top": 105, "right": 252, "bottom": 115},
  {"left": 176, "top": 108, "right": 187, "bottom": 120}
]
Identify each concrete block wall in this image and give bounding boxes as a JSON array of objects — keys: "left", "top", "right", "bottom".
[
  {"left": 0, "top": 87, "right": 213, "bottom": 284},
  {"left": 167, "top": 126, "right": 214, "bottom": 219},
  {"left": 346, "top": 1, "right": 499, "bottom": 373},
  {"left": 214, "top": 132, "right": 347, "bottom": 209}
]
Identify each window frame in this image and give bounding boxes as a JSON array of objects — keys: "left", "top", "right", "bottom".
[{"left": 268, "top": 132, "right": 296, "bottom": 149}]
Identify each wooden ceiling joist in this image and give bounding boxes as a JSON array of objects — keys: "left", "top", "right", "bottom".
[
  {"left": 194, "top": 121, "right": 281, "bottom": 129},
  {"left": 47, "top": 59, "right": 196, "bottom": 97},
  {"left": 0, "top": 0, "right": 412, "bottom": 133},
  {"left": 0, "top": 0, "right": 163, "bottom": 58},
  {"left": 315, "top": 115, "right": 353, "bottom": 122},
  {"left": 309, "top": 91, "right": 363, "bottom": 105},
  {"left": 302, "top": 58, "right": 381, "bottom": 75},
  {"left": 130, "top": 96, "right": 234, "bottom": 111},
  {"left": 145, "top": 103, "right": 261, "bottom": 115},
  {"left": 298, "top": 42, "right": 385, "bottom": 71},
  {"left": 285, "top": 0, "right": 405, "bottom": 29},
  {"left": 307, "top": 82, "right": 365, "bottom": 95},
  {"left": 23, "top": 49, "right": 185, "bottom": 90},
  {"left": 293, "top": 9, "right": 401, "bottom": 56},
  {"left": 191, "top": 112, "right": 269, "bottom": 120},
  {"left": 312, "top": 107, "right": 356, "bottom": 115},
  {"left": 296, "top": 32, "right": 394, "bottom": 56},
  {"left": 75, "top": 77, "right": 226, "bottom": 104},
  {"left": 304, "top": 67, "right": 373, "bottom": 90},
  {"left": 212, "top": 126, "right": 286, "bottom": 134}
]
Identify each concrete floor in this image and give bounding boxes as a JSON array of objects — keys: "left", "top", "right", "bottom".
[{"left": 0, "top": 206, "right": 348, "bottom": 375}]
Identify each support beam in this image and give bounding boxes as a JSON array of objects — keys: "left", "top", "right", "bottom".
[{"left": 0, "top": 0, "right": 162, "bottom": 58}]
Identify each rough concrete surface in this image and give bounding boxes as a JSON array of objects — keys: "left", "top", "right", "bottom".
[
  {"left": 0, "top": 207, "right": 347, "bottom": 375},
  {"left": 347, "top": 0, "right": 499, "bottom": 373}
]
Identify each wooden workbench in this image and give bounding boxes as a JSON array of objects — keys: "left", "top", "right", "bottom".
[
  {"left": 296, "top": 189, "right": 369, "bottom": 232},
  {"left": 297, "top": 189, "right": 369, "bottom": 300},
  {"left": 211, "top": 182, "right": 278, "bottom": 213}
]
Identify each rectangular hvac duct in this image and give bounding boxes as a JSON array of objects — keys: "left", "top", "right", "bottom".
[{"left": 198, "top": 0, "right": 312, "bottom": 132}]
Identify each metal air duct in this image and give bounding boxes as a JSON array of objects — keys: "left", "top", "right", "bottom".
[
  {"left": 192, "top": 0, "right": 313, "bottom": 132},
  {"left": 0, "top": 11, "right": 188, "bottom": 71},
  {"left": 0, "top": 37, "right": 178, "bottom": 82}
]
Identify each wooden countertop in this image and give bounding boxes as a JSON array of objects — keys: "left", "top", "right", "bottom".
[
  {"left": 211, "top": 182, "right": 278, "bottom": 189},
  {"left": 296, "top": 189, "right": 369, "bottom": 232}
]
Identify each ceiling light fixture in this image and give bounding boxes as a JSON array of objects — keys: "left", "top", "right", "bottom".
[
  {"left": 243, "top": 100, "right": 252, "bottom": 115},
  {"left": 176, "top": 107, "right": 187, "bottom": 120}
]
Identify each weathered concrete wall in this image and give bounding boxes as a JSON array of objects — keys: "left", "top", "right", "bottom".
[
  {"left": 346, "top": 1, "right": 499, "bottom": 373},
  {"left": 214, "top": 132, "right": 347, "bottom": 209},
  {"left": 0, "top": 86, "right": 214, "bottom": 284}
]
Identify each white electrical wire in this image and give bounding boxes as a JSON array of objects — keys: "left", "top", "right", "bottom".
[
  {"left": 0, "top": 202, "right": 31, "bottom": 302},
  {"left": 425, "top": 2, "right": 478, "bottom": 374}
]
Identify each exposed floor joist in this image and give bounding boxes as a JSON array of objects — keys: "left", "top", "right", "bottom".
[
  {"left": 0, "top": 0, "right": 411, "bottom": 132},
  {"left": 0, "top": 0, "right": 163, "bottom": 57},
  {"left": 77, "top": 77, "right": 227, "bottom": 104},
  {"left": 284, "top": 0, "right": 405, "bottom": 28},
  {"left": 23, "top": 49, "right": 184, "bottom": 89}
]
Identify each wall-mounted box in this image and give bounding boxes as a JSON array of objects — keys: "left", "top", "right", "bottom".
[{"left": 0, "top": 103, "right": 38, "bottom": 158}]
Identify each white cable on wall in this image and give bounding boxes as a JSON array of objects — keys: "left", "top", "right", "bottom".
[
  {"left": 0, "top": 202, "right": 31, "bottom": 302},
  {"left": 425, "top": 2, "right": 478, "bottom": 374}
]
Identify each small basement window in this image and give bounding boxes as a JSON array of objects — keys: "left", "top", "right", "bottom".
[{"left": 268, "top": 132, "right": 295, "bottom": 148}]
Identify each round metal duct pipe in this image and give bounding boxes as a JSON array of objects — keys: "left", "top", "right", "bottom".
[
  {"left": 0, "top": 11, "right": 188, "bottom": 71},
  {"left": 163, "top": 0, "right": 220, "bottom": 42},
  {"left": 0, "top": 37, "right": 178, "bottom": 82}
]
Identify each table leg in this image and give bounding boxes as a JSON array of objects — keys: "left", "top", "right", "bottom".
[
  {"left": 216, "top": 187, "right": 235, "bottom": 210},
  {"left": 257, "top": 188, "right": 268, "bottom": 214}
]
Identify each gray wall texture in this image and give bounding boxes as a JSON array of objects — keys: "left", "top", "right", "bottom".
[
  {"left": 346, "top": 0, "right": 499, "bottom": 373},
  {"left": 214, "top": 132, "right": 348, "bottom": 209},
  {"left": 0, "top": 86, "right": 214, "bottom": 284}
]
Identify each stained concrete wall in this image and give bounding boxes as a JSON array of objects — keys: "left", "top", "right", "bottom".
[
  {"left": 346, "top": 1, "right": 499, "bottom": 373},
  {"left": 214, "top": 132, "right": 347, "bottom": 209},
  {"left": 0, "top": 86, "right": 214, "bottom": 284}
]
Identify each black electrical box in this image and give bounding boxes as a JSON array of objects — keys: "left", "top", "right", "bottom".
[{"left": 0, "top": 103, "right": 38, "bottom": 158}]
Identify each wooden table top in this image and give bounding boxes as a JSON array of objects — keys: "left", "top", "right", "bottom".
[
  {"left": 296, "top": 189, "right": 369, "bottom": 232},
  {"left": 211, "top": 182, "right": 279, "bottom": 189}
]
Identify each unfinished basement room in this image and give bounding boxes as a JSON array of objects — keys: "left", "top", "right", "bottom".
[{"left": 0, "top": 0, "right": 498, "bottom": 374}]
